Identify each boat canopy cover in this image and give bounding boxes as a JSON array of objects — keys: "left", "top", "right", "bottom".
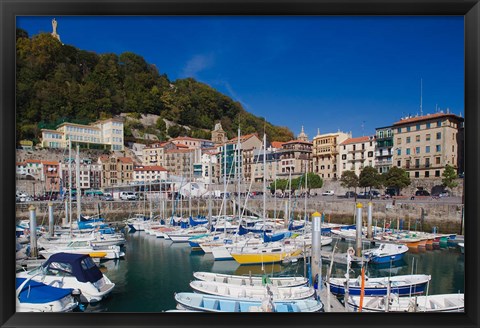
[
  {"left": 288, "top": 223, "right": 305, "bottom": 231},
  {"left": 43, "top": 253, "right": 103, "bottom": 283},
  {"left": 189, "top": 216, "right": 208, "bottom": 227},
  {"left": 16, "top": 277, "right": 73, "bottom": 303},
  {"left": 263, "top": 231, "right": 292, "bottom": 243}
]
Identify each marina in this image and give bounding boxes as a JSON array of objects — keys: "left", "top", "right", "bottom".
[{"left": 27, "top": 226, "right": 460, "bottom": 313}]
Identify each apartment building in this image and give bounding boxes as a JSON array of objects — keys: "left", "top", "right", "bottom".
[
  {"left": 41, "top": 161, "right": 61, "bottom": 193},
  {"left": 250, "top": 149, "right": 281, "bottom": 183},
  {"left": 218, "top": 133, "right": 263, "bottom": 181},
  {"left": 41, "top": 117, "right": 124, "bottom": 151},
  {"left": 392, "top": 112, "right": 464, "bottom": 178},
  {"left": 277, "top": 140, "right": 313, "bottom": 180},
  {"left": 142, "top": 142, "right": 176, "bottom": 166},
  {"left": 133, "top": 165, "right": 168, "bottom": 183},
  {"left": 60, "top": 160, "right": 102, "bottom": 191},
  {"left": 99, "top": 156, "right": 134, "bottom": 187},
  {"left": 312, "top": 130, "right": 350, "bottom": 179},
  {"left": 164, "top": 149, "right": 195, "bottom": 178},
  {"left": 193, "top": 151, "right": 220, "bottom": 184},
  {"left": 339, "top": 136, "right": 376, "bottom": 178},
  {"left": 375, "top": 126, "right": 394, "bottom": 174}
]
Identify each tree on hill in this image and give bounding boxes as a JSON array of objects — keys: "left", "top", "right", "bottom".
[
  {"left": 340, "top": 170, "right": 359, "bottom": 199},
  {"left": 442, "top": 164, "right": 458, "bottom": 195},
  {"left": 15, "top": 29, "right": 294, "bottom": 144},
  {"left": 383, "top": 167, "right": 411, "bottom": 196}
]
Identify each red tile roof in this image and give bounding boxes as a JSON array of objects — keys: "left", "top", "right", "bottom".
[
  {"left": 117, "top": 157, "right": 134, "bottom": 163},
  {"left": 16, "top": 162, "right": 26, "bottom": 166},
  {"left": 341, "top": 136, "right": 373, "bottom": 145},
  {"left": 175, "top": 143, "right": 190, "bottom": 149},
  {"left": 393, "top": 113, "right": 463, "bottom": 126},
  {"left": 41, "top": 161, "right": 59, "bottom": 165},
  {"left": 271, "top": 141, "right": 285, "bottom": 149},
  {"left": 25, "top": 159, "right": 42, "bottom": 163},
  {"left": 229, "top": 133, "right": 259, "bottom": 143}
]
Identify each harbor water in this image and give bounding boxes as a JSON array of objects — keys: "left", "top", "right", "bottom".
[{"left": 85, "top": 231, "right": 465, "bottom": 312}]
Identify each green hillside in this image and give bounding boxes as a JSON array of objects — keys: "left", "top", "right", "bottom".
[{"left": 16, "top": 29, "right": 294, "bottom": 144}]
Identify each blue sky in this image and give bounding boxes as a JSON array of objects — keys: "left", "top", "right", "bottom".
[{"left": 17, "top": 16, "right": 464, "bottom": 139}]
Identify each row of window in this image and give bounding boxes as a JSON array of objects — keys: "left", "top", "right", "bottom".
[
  {"left": 397, "top": 120, "right": 443, "bottom": 133},
  {"left": 66, "top": 126, "right": 100, "bottom": 135},
  {"left": 397, "top": 145, "right": 443, "bottom": 155},
  {"left": 397, "top": 132, "right": 442, "bottom": 145}
]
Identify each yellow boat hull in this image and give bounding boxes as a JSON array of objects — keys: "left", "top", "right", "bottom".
[{"left": 231, "top": 249, "right": 302, "bottom": 265}]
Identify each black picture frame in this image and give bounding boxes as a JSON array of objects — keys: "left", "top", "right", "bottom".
[{"left": 1, "top": 1, "right": 478, "bottom": 327}]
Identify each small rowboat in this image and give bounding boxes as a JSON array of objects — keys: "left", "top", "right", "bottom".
[
  {"left": 363, "top": 243, "right": 409, "bottom": 264},
  {"left": 189, "top": 280, "right": 315, "bottom": 300},
  {"left": 174, "top": 292, "right": 323, "bottom": 312},
  {"left": 193, "top": 272, "right": 308, "bottom": 288},
  {"left": 347, "top": 293, "right": 464, "bottom": 312}
]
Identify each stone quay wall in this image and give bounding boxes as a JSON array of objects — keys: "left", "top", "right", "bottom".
[{"left": 16, "top": 196, "right": 463, "bottom": 234}]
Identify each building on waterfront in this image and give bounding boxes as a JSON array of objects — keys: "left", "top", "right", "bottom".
[
  {"left": 218, "top": 133, "right": 263, "bottom": 182},
  {"left": 338, "top": 136, "right": 376, "bottom": 178},
  {"left": 141, "top": 142, "right": 176, "bottom": 166},
  {"left": 392, "top": 112, "right": 464, "bottom": 178},
  {"left": 133, "top": 165, "right": 168, "bottom": 183},
  {"left": 60, "top": 160, "right": 102, "bottom": 191},
  {"left": 312, "top": 130, "right": 351, "bottom": 179},
  {"left": 251, "top": 149, "right": 282, "bottom": 183},
  {"left": 193, "top": 150, "right": 220, "bottom": 184},
  {"left": 163, "top": 149, "right": 196, "bottom": 179},
  {"left": 277, "top": 139, "right": 313, "bottom": 180},
  {"left": 375, "top": 126, "right": 394, "bottom": 174},
  {"left": 40, "top": 117, "right": 125, "bottom": 151},
  {"left": 99, "top": 156, "right": 134, "bottom": 187},
  {"left": 41, "top": 160, "right": 61, "bottom": 193}
]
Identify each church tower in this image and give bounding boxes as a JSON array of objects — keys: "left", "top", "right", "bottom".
[
  {"left": 297, "top": 126, "right": 309, "bottom": 142},
  {"left": 211, "top": 122, "right": 227, "bottom": 144}
]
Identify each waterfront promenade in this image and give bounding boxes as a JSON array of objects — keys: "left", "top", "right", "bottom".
[{"left": 16, "top": 194, "right": 464, "bottom": 234}]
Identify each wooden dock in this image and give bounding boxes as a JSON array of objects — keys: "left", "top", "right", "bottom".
[{"left": 318, "top": 285, "right": 346, "bottom": 312}]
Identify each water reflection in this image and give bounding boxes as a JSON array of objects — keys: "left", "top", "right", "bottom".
[{"left": 82, "top": 233, "right": 464, "bottom": 312}]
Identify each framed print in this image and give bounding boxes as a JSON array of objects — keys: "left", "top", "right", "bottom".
[{"left": 1, "top": 0, "right": 479, "bottom": 328}]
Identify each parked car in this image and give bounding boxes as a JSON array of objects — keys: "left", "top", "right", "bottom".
[
  {"left": 120, "top": 191, "right": 137, "bottom": 201},
  {"left": 101, "top": 193, "right": 114, "bottom": 201},
  {"left": 415, "top": 190, "right": 430, "bottom": 196},
  {"left": 322, "top": 190, "right": 335, "bottom": 196},
  {"left": 345, "top": 191, "right": 357, "bottom": 198}
]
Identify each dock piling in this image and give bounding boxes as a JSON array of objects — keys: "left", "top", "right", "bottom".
[
  {"left": 367, "top": 202, "right": 372, "bottom": 239},
  {"left": 48, "top": 202, "right": 54, "bottom": 237},
  {"left": 28, "top": 205, "right": 38, "bottom": 258},
  {"left": 311, "top": 211, "right": 322, "bottom": 296},
  {"left": 355, "top": 203, "right": 363, "bottom": 257}
]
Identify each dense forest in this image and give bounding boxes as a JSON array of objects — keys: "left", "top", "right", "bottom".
[{"left": 16, "top": 29, "right": 294, "bottom": 144}]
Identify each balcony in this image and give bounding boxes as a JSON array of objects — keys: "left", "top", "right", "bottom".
[{"left": 375, "top": 159, "right": 393, "bottom": 166}]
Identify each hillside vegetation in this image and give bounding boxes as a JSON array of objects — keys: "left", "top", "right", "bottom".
[{"left": 16, "top": 29, "right": 294, "bottom": 144}]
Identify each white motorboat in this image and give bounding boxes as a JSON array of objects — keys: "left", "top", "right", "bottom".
[
  {"left": 16, "top": 277, "right": 78, "bottom": 312},
  {"left": 17, "top": 253, "right": 115, "bottom": 303},
  {"left": 38, "top": 240, "right": 124, "bottom": 260}
]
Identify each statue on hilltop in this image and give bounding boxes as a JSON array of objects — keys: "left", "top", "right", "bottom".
[{"left": 51, "top": 18, "right": 62, "bottom": 42}]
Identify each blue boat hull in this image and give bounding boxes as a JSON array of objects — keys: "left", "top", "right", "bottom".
[
  {"left": 329, "top": 282, "right": 428, "bottom": 296},
  {"left": 369, "top": 252, "right": 406, "bottom": 264}
]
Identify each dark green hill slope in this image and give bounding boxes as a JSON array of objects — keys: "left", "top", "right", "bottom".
[{"left": 16, "top": 29, "right": 294, "bottom": 144}]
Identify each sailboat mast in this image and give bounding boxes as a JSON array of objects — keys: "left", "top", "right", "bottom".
[
  {"left": 237, "top": 128, "right": 241, "bottom": 224},
  {"left": 223, "top": 140, "right": 227, "bottom": 238},
  {"left": 75, "top": 145, "right": 81, "bottom": 222},
  {"left": 208, "top": 155, "right": 212, "bottom": 229},
  {"left": 304, "top": 161, "right": 308, "bottom": 226},
  {"left": 68, "top": 139, "right": 72, "bottom": 233},
  {"left": 263, "top": 133, "right": 266, "bottom": 228}
]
